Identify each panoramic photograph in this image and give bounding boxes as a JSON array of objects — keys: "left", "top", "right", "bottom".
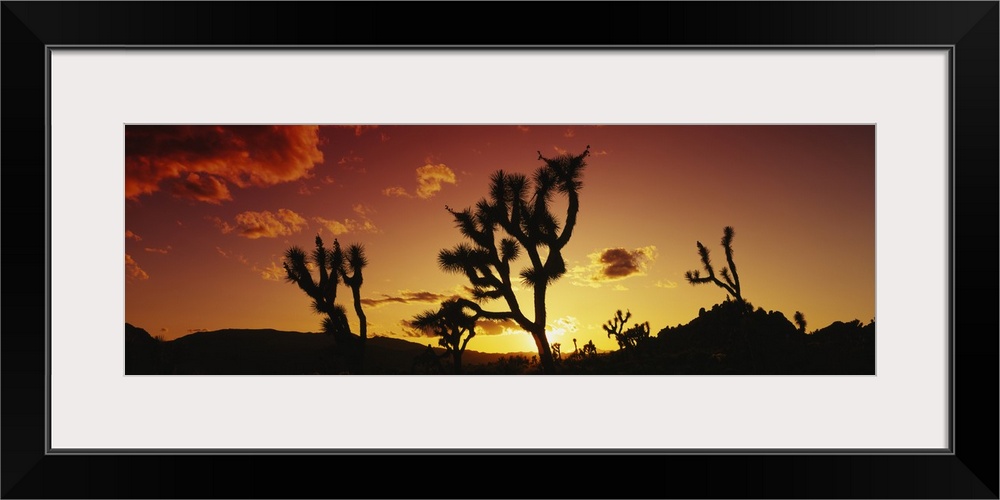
[{"left": 125, "top": 125, "right": 875, "bottom": 375}]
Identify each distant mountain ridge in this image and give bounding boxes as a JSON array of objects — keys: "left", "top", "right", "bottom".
[{"left": 124, "top": 323, "right": 534, "bottom": 375}]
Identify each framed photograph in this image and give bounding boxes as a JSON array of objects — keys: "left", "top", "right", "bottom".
[{"left": 4, "top": 2, "right": 996, "bottom": 498}]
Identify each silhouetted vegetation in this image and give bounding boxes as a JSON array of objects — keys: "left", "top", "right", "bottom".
[
  {"left": 125, "top": 304, "right": 874, "bottom": 375},
  {"left": 685, "top": 226, "right": 744, "bottom": 305},
  {"left": 602, "top": 309, "right": 650, "bottom": 350},
  {"left": 794, "top": 311, "right": 807, "bottom": 333},
  {"left": 409, "top": 299, "right": 478, "bottom": 374},
  {"left": 437, "top": 147, "right": 590, "bottom": 373},
  {"left": 283, "top": 236, "right": 367, "bottom": 372}
]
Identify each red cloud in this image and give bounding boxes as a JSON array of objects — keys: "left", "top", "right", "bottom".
[{"left": 125, "top": 125, "right": 324, "bottom": 202}]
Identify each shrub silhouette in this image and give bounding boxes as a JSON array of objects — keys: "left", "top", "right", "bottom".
[
  {"left": 793, "top": 311, "right": 807, "bottom": 333},
  {"left": 602, "top": 309, "right": 650, "bottom": 350},
  {"left": 410, "top": 299, "right": 477, "bottom": 374},
  {"left": 438, "top": 147, "right": 590, "bottom": 373},
  {"left": 685, "top": 226, "right": 744, "bottom": 306}
]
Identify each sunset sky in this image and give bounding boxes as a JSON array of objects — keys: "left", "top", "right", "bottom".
[{"left": 124, "top": 125, "right": 875, "bottom": 354}]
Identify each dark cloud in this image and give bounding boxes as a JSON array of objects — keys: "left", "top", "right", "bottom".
[
  {"left": 170, "top": 173, "right": 232, "bottom": 204},
  {"left": 598, "top": 248, "right": 650, "bottom": 279},
  {"left": 125, "top": 125, "right": 323, "bottom": 202},
  {"left": 569, "top": 246, "right": 657, "bottom": 286}
]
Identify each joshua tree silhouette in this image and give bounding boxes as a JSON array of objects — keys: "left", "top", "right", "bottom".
[
  {"left": 438, "top": 147, "right": 590, "bottom": 373},
  {"left": 684, "top": 226, "right": 745, "bottom": 306},
  {"left": 284, "top": 236, "right": 350, "bottom": 334},
  {"left": 410, "top": 299, "right": 477, "bottom": 374},
  {"left": 602, "top": 309, "right": 650, "bottom": 350},
  {"left": 283, "top": 236, "right": 364, "bottom": 372}
]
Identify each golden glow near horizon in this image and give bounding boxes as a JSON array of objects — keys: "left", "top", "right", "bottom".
[{"left": 125, "top": 125, "right": 875, "bottom": 354}]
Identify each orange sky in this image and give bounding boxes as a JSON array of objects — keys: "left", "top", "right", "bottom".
[{"left": 124, "top": 125, "right": 875, "bottom": 354}]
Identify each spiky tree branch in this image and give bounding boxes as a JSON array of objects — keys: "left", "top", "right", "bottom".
[
  {"left": 684, "top": 226, "right": 744, "bottom": 305},
  {"left": 602, "top": 309, "right": 649, "bottom": 350},
  {"left": 283, "top": 236, "right": 350, "bottom": 334}
]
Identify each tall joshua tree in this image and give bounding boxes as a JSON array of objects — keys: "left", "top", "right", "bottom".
[
  {"left": 410, "top": 299, "right": 477, "bottom": 374},
  {"left": 684, "top": 226, "right": 744, "bottom": 306},
  {"left": 283, "top": 236, "right": 352, "bottom": 338},
  {"left": 438, "top": 147, "right": 590, "bottom": 373}
]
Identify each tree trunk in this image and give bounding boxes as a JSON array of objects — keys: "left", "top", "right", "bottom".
[
  {"left": 452, "top": 350, "right": 463, "bottom": 374},
  {"left": 349, "top": 286, "right": 366, "bottom": 373},
  {"left": 532, "top": 329, "right": 555, "bottom": 373},
  {"left": 351, "top": 286, "right": 367, "bottom": 346}
]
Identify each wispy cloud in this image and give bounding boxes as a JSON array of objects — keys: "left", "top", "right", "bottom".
[
  {"left": 361, "top": 290, "right": 461, "bottom": 308},
  {"left": 256, "top": 261, "right": 286, "bottom": 282},
  {"left": 337, "top": 151, "right": 366, "bottom": 172},
  {"left": 381, "top": 186, "right": 409, "bottom": 198},
  {"left": 125, "top": 230, "right": 142, "bottom": 241},
  {"left": 125, "top": 254, "right": 149, "bottom": 281},
  {"left": 563, "top": 129, "right": 575, "bottom": 138},
  {"left": 336, "top": 125, "right": 379, "bottom": 137},
  {"left": 215, "top": 246, "right": 249, "bottom": 265},
  {"left": 125, "top": 125, "right": 324, "bottom": 203},
  {"left": 144, "top": 246, "right": 171, "bottom": 254},
  {"left": 516, "top": 125, "right": 531, "bottom": 133},
  {"left": 654, "top": 280, "right": 678, "bottom": 289},
  {"left": 313, "top": 204, "right": 379, "bottom": 236}
]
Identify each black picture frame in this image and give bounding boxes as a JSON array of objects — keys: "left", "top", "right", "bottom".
[{"left": 3, "top": 2, "right": 997, "bottom": 498}]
